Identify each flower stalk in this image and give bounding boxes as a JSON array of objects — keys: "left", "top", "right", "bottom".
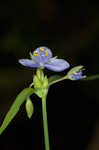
[{"left": 42, "top": 96, "right": 50, "bottom": 150}]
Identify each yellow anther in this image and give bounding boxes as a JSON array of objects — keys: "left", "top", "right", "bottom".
[
  {"left": 45, "top": 50, "right": 48, "bottom": 56},
  {"left": 40, "top": 47, "right": 45, "bottom": 51},
  {"left": 42, "top": 50, "right": 48, "bottom": 56},
  {"left": 34, "top": 50, "right": 38, "bottom": 56},
  {"left": 33, "top": 48, "right": 48, "bottom": 56}
]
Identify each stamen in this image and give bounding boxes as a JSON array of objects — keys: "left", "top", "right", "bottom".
[
  {"left": 40, "top": 47, "right": 45, "bottom": 51},
  {"left": 34, "top": 50, "right": 38, "bottom": 55}
]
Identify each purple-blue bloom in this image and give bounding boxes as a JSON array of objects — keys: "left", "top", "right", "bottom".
[
  {"left": 69, "top": 69, "right": 82, "bottom": 80},
  {"left": 19, "top": 46, "right": 70, "bottom": 72}
]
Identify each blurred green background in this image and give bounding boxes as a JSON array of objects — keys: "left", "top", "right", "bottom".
[{"left": 0, "top": 0, "right": 99, "bottom": 150}]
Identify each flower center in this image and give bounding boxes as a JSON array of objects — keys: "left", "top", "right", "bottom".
[{"left": 33, "top": 48, "right": 48, "bottom": 57}]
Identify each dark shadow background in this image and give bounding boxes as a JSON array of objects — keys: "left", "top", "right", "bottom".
[{"left": 0, "top": 0, "right": 99, "bottom": 150}]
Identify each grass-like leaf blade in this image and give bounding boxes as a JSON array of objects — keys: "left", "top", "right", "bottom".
[
  {"left": 83, "top": 74, "right": 99, "bottom": 80},
  {"left": 0, "top": 88, "right": 34, "bottom": 134}
]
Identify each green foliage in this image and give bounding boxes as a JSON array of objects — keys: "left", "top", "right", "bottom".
[
  {"left": 83, "top": 74, "right": 99, "bottom": 80},
  {"left": 0, "top": 88, "right": 34, "bottom": 134},
  {"left": 25, "top": 98, "right": 34, "bottom": 119},
  {"left": 47, "top": 56, "right": 57, "bottom": 63}
]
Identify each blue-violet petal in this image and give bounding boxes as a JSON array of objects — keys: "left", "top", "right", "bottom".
[
  {"left": 19, "top": 59, "right": 40, "bottom": 68},
  {"left": 45, "top": 59, "right": 70, "bottom": 72}
]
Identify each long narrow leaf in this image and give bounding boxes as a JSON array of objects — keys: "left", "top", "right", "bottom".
[
  {"left": 82, "top": 74, "right": 99, "bottom": 80},
  {"left": 0, "top": 88, "right": 34, "bottom": 134}
]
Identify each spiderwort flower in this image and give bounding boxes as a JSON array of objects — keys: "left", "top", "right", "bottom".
[
  {"left": 69, "top": 69, "right": 83, "bottom": 80},
  {"left": 19, "top": 46, "right": 70, "bottom": 72}
]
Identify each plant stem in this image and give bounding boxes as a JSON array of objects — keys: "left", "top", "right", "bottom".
[
  {"left": 48, "top": 76, "right": 68, "bottom": 87},
  {"left": 42, "top": 96, "right": 50, "bottom": 150}
]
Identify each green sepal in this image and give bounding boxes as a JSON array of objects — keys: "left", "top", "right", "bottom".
[
  {"left": 29, "top": 52, "right": 36, "bottom": 62},
  {"left": 47, "top": 56, "right": 58, "bottom": 63},
  {"left": 0, "top": 88, "right": 34, "bottom": 134},
  {"left": 25, "top": 97, "right": 34, "bottom": 119}
]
